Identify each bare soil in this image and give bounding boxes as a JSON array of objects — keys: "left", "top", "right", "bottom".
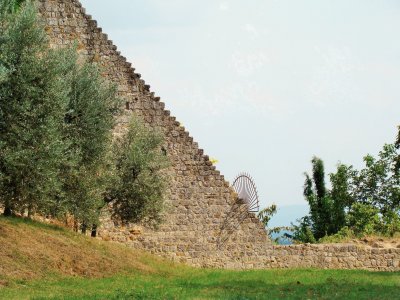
[{"left": 349, "top": 236, "right": 400, "bottom": 249}]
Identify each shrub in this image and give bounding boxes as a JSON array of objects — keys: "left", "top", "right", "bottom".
[
  {"left": 291, "top": 216, "right": 316, "bottom": 244},
  {"left": 348, "top": 203, "right": 380, "bottom": 235},
  {"left": 318, "top": 226, "right": 355, "bottom": 243}
]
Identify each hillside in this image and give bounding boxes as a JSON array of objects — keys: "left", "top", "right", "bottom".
[
  {"left": 0, "top": 216, "right": 400, "bottom": 299},
  {"left": 0, "top": 216, "right": 162, "bottom": 283}
]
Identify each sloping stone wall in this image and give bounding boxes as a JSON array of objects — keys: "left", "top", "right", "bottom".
[
  {"left": 37, "top": 0, "right": 271, "bottom": 267},
  {"left": 37, "top": 0, "right": 400, "bottom": 271}
]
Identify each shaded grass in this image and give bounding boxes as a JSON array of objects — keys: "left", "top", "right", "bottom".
[{"left": 0, "top": 216, "right": 399, "bottom": 299}]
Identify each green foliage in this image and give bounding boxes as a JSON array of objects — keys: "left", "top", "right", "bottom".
[
  {"left": 381, "top": 211, "right": 400, "bottom": 237},
  {"left": 258, "top": 204, "right": 287, "bottom": 243},
  {"left": 318, "top": 226, "right": 355, "bottom": 244},
  {"left": 350, "top": 143, "right": 400, "bottom": 237},
  {"left": 329, "top": 164, "right": 355, "bottom": 232},
  {"left": 0, "top": 0, "right": 24, "bottom": 17},
  {"left": 348, "top": 203, "right": 380, "bottom": 235},
  {"left": 352, "top": 144, "right": 400, "bottom": 215},
  {"left": 0, "top": 1, "right": 70, "bottom": 216},
  {"left": 61, "top": 51, "right": 121, "bottom": 229},
  {"left": 291, "top": 216, "right": 316, "bottom": 244},
  {"left": 294, "top": 138, "right": 400, "bottom": 243},
  {"left": 108, "top": 117, "right": 170, "bottom": 227},
  {"left": 257, "top": 204, "right": 277, "bottom": 227},
  {"left": 0, "top": 1, "right": 169, "bottom": 232},
  {"left": 302, "top": 157, "right": 334, "bottom": 239}
]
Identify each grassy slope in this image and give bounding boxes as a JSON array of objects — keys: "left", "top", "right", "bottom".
[{"left": 0, "top": 217, "right": 399, "bottom": 300}]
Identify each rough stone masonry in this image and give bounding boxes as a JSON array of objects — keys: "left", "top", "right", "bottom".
[{"left": 37, "top": 0, "right": 400, "bottom": 271}]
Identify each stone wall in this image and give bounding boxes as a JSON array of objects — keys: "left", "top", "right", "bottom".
[
  {"left": 37, "top": 0, "right": 272, "bottom": 267},
  {"left": 37, "top": 0, "right": 400, "bottom": 272},
  {"left": 270, "top": 244, "right": 400, "bottom": 271}
]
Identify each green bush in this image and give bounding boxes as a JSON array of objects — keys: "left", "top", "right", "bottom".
[
  {"left": 348, "top": 203, "right": 380, "bottom": 235},
  {"left": 379, "top": 210, "right": 400, "bottom": 237},
  {"left": 318, "top": 226, "right": 355, "bottom": 243},
  {"left": 291, "top": 216, "right": 316, "bottom": 244}
]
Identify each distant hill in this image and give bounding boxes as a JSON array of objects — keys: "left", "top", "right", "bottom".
[
  {"left": 268, "top": 204, "right": 309, "bottom": 228},
  {"left": 266, "top": 204, "right": 308, "bottom": 245}
]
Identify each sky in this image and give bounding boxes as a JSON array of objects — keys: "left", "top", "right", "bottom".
[{"left": 80, "top": 0, "right": 400, "bottom": 226}]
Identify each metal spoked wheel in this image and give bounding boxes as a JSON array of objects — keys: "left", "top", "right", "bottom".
[{"left": 232, "top": 172, "right": 260, "bottom": 213}]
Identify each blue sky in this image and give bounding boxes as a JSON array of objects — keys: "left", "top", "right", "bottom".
[{"left": 80, "top": 0, "right": 400, "bottom": 226}]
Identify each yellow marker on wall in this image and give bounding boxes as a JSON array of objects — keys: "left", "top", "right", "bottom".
[{"left": 210, "top": 158, "right": 219, "bottom": 165}]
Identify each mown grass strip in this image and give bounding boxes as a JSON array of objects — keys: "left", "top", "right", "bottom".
[{"left": 1, "top": 268, "right": 399, "bottom": 299}]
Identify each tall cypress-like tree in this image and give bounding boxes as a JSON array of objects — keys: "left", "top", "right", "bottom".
[
  {"left": 303, "top": 158, "right": 355, "bottom": 240},
  {"left": 329, "top": 164, "right": 354, "bottom": 232},
  {"left": 303, "top": 157, "right": 332, "bottom": 239},
  {"left": 0, "top": 1, "right": 71, "bottom": 216}
]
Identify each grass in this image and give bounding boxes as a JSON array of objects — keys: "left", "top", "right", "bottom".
[
  {"left": 1, "top": 268, "right": 399, "bottom": 299},
  {"left": 0, "top": 216, "right": 399, "bottom": 299}
]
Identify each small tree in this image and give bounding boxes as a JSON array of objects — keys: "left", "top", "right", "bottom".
[
  {"left": 352, "top": 144, "right": 400, "bottom": 216},
  {"left": 62, "top": 53, "right": 121, "bottom": 232},
  {"left": 108, "top": 117, "right": 170, "bottom": 227},
  {"left": 351, "top": 144, "right": 400, "bottom": 235}
]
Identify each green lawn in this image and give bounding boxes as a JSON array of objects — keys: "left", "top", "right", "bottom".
[{"left": 1, "top": 268, "right": 399, "bottom": 299}]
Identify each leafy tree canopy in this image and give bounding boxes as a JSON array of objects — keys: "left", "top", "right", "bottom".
[{"left": 293, "top": 137, "right": 400, "bottom": 243}]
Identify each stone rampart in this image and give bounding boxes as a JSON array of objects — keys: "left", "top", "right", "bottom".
[
  {"left": 36, "top": 0, "right": 400, "bottom": 271},
  {"left": 270, "top": 244, "right": 400, "bottom": 271},
  {"left": 37, "top": 0, "right": 271, "bottom": 267}
]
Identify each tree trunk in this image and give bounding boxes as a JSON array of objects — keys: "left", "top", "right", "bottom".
[
  {"left": 73, "top": 219, "right": 78, "bottom": 232},
  {"left": 3, "top": 205, "right": 12, "bottom": 217},
  {"left": 91, "top": 224, "right": 97, "bottom": 237},
  {"left": 81, "top": 222, "right": 87, "bottom": 234},
  {"left": 27, "top": 205, "right": 33, "bottom": 218}
]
